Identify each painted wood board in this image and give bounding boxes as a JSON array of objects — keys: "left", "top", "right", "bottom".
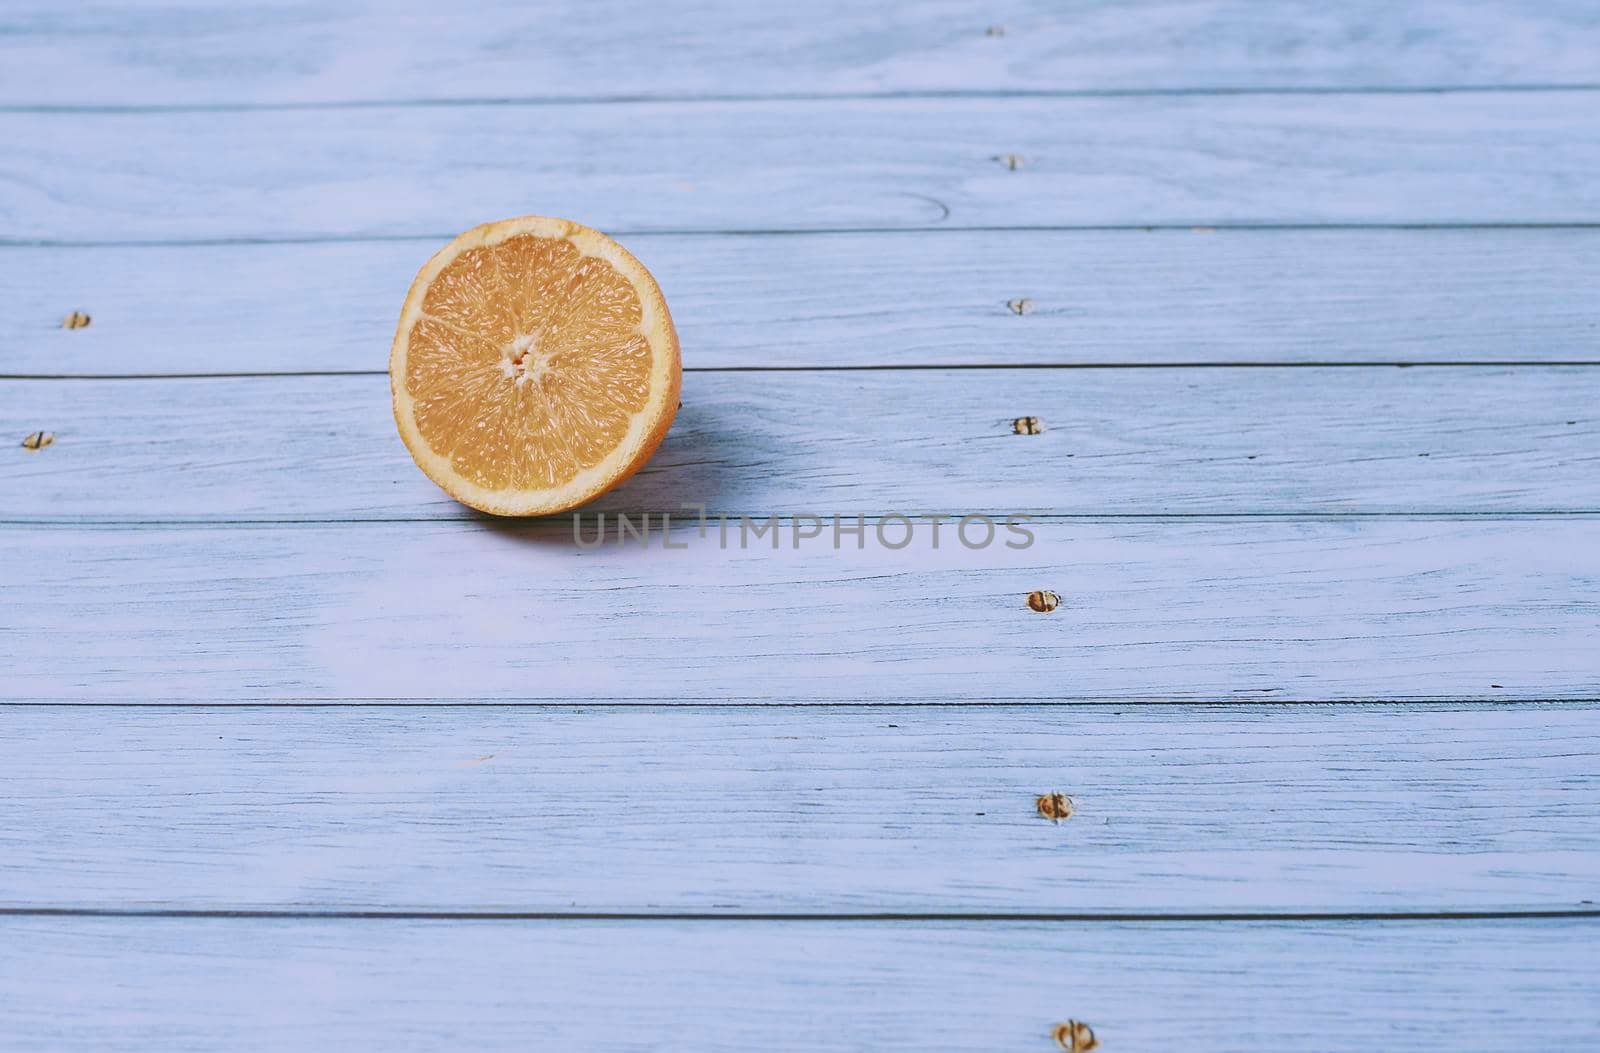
[
  {"left": 1, "top": 917, "right": 1596, "bottom": 1051},
  {"left": 8, "top": 229, "right": 1600, "bottom": 376},
  {"left": 2, "top": 704, "right": 1595, "bottom": 913},
  {"left": 4, "top": 519, "right": 1594, "bottom": 701},
  {"left": 4, "top": 368, "right": 1598, "bottom": 522},
  {"left": 8, "top": 94, "right": 1600, "bottom": 242},
  {"left": 4, "top": 1, "right": 1599, "bottom": 107},
  {"left": 3, "top": 3, "right": 1595, "bottom": 1045}
]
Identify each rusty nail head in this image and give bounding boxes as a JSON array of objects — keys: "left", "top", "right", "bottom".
[
  {"left": 1027, "top": 590, "right": 1061, "bottom": 613},
  {"left": 1036, "top": 792, "right": 1073, "bottom": 822},
  {"left": 1053, "top": 1020, "right": 1098, "bottom": 1052}
]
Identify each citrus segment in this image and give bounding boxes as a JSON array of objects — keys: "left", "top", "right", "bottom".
[{"left": 390, "top": 216, "right": 680, "bottom": 515}]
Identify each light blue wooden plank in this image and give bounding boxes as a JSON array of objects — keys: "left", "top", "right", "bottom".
[
  {"left": 3, "top": 1, "right": 1598, "bottom": 106},
  {"left": 2, "top": 519, "right": 1594, "bottom": 702},
  {"left": 0, "top": 917, "right": 1595, "bottom": 1051},
  {"left": 1, "top": 704, "right": 1594, "bottom": 913},
  {"left": 7, "top": 229, "right": 1600, "bottom": 375},
  {"left": 7, "top": 94, "right": 1600, "bottom": 241},
  {"left": 3, "top": 368, "right": 1597, "bottom": 521}
]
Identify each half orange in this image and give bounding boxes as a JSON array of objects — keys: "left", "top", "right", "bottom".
[{"left": 390, "top": 216, "right": 681, "bottom": 515}]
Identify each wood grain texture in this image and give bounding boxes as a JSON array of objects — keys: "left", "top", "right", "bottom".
[
  {"left": 4, "top": 368, "right": 1598, "bottom": 521},
  {"left": 8, "top": 229, "right": 1600, "bottom": 375},
  {"left": 8, "top": 94, "right": 1600, "bottom": 241},
  {"left": 4, "top": 2, "right": 1596, "bottom": 1042},
  {"left": 4, "top": 1, "right": 1599, "bottom": 107},
  {"left": 4, "top": 520, "right": 1594, "bottom": 702},
  {"left": 2, "top": 704, "right": 1595, "bottom": 913},
  {"left": 1, "top": 917, "right": 1596, "bottom": 1051}
]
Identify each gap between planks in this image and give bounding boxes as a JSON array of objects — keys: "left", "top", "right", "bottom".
[
  {"left": 6, "top": 516, "right": 1600, "bottom": 531},
  {"left": 0, "top": 910, "right": 1595, "bottom": 921},
  {"left": 9, "top": 363, "right": 1600, "bottom": 381},
  {"left": 6, "top": 697, "right": 1600, "bottom": 706},
  {"left": 8, "top": 83, "right": 1600, "bottom": 116},
  {"left": 13, "top": 223, "right": 1600, "bottom": 250}
]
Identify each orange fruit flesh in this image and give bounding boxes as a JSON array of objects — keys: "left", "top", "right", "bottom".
[{"left": 391, "top": 217, "right": 680, "bottom": 515}]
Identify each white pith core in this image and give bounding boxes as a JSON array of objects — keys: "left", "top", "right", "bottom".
[{"left": 499, "top": 330, "right": 552, "bottom": 387}]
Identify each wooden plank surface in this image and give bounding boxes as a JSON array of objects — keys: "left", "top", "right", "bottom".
[
  {"left": 2, "top": 704, "right": 1595, "bottom": 914},
  {"left": 4, "top": 368, "right": 1598, "bottom": 521},
  {"left": 5, "top": 519, "right": 1594, "bottom": 702},
  {"left": 4, "top": 0, "right": 1598, "bottom": 1046},
  {"left": 4, "top": 2, "right": 1598, "bottom": 107},
  {"left": 9, "top": 94, "right": 1600, "bottom": 242},
  {"left": 8, "top": 229, "right": 1600, "bottom": 375},
  {"left": 1, "top": 917, "right": 1596, "bottom": 1051}
]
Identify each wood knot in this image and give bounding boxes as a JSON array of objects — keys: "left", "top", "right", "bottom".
[
  {"left": 21, "top": 431, "right": 55, "bottom": 451},
  {"left": 1012, "top": 416, "right": 1043, "bottom": 435},
  {"left": 1007, "top": 297, "right": 1034, "bottom": 315},
  {"left": 994, "top": 153, "right": 1025, "bottom": 171},
  {"left": 985, "top": 24, "right": 1006, "bottom": 37},
  {"left": 62, "top": 311, "right": 91, "bottom": 329},
  {"left": 1053, "top": 1020, "right": 1098, "bottom": 1052},
  {"left": 1036, "top": 792, "right": 1073, "bottom": 822},
  {"left": 1026, "top": 589, "right": 1060, "bottom": 613}
]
